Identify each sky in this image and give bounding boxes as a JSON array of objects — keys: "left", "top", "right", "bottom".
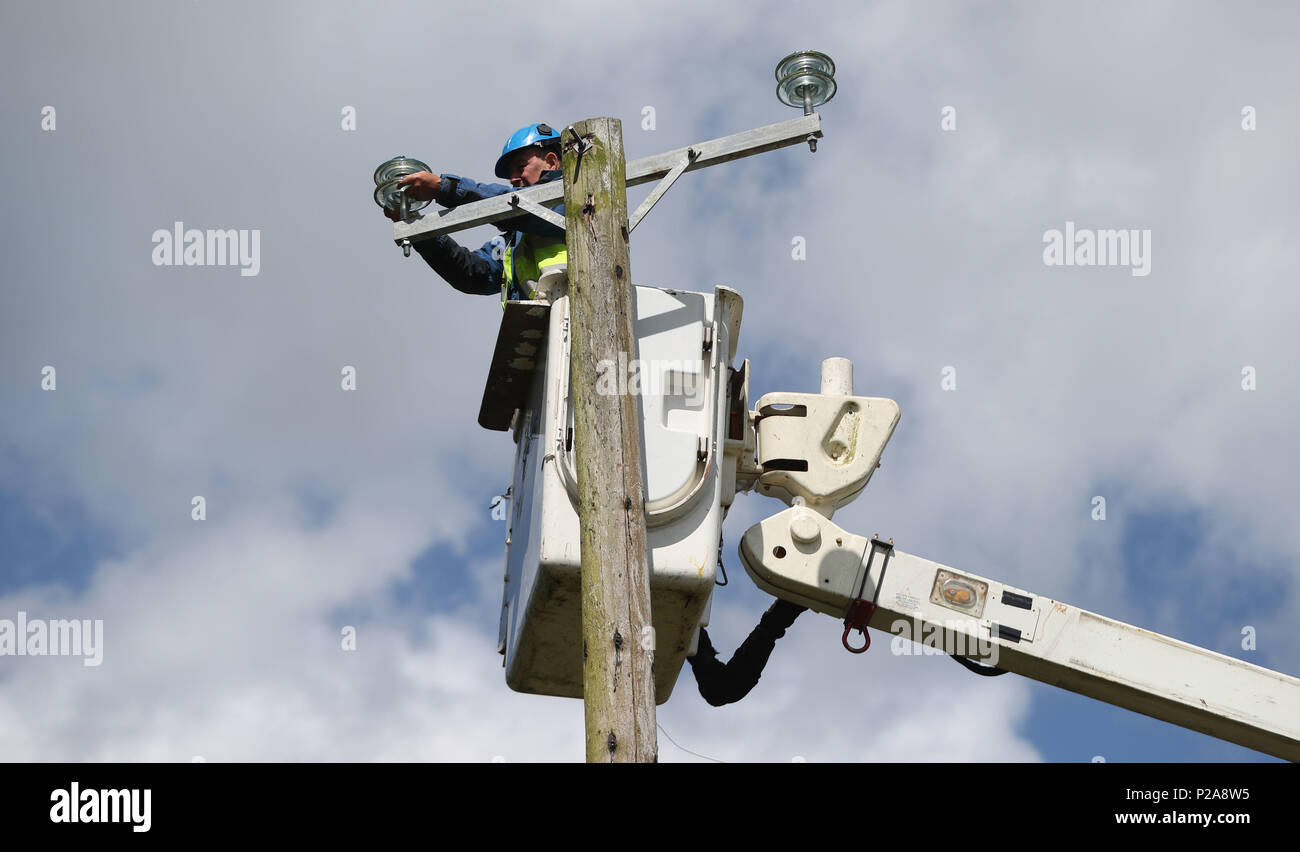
[{"left": 1, "top": 0, "right": 1297, "bottom": 762}]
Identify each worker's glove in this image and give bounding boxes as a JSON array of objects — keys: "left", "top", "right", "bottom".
[
  {"left": 397, "top": 171, "right": 441, "bottom": 201},
  {"left": 757, "top": 598, "right": 807, "bottom": 638}
]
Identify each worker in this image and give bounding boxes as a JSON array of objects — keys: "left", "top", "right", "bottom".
[
  {"left": 382, "top": 123, "right": 568, "bottom": 307},
  {"left": 688, "top": 598, "right": 806, "bottom": 706}
]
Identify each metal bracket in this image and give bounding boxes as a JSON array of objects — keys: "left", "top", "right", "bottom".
[
  {"left": 755, "top": 391, "right": 899, "bottom": 517},
  {"left": 564, "top": 125, "right": 590, "bottom": 156},
  {"left": 842, "top": 536, "right": 894, "bottom": 653},
  {"left": 509, "top": 193, "right": 566, "bottom": 231},
  {"left": 628, "top": 148, "right": 697, "bottom": 233}
]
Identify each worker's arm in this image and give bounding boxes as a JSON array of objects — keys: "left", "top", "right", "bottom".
[
  {"left": 434, "top": 173, "right": 512, "bottom": 206},
  {"left": 436, "top": 171, "right": 566, "bottom": 239},
  {"left": 411, "top": 234, "right": 504, "bottom": 297},
  {"left": 687, "top": 599, "right": 806, "bottom": 707}
]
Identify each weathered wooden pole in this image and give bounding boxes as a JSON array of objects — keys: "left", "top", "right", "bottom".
[{"left": 561, "top": 117, "right": 657, "bottom": 763}]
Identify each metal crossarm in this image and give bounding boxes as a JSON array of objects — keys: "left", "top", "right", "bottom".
[{"left": 393, "top": 113, "right": 822, "bottom": 246}]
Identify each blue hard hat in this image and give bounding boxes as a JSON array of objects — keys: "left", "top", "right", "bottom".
[{"left": 494, "top": 123, "right": 562, "bottom": 178}]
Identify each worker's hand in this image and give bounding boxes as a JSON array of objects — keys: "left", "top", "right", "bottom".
[
  {"left": 381, "top": 204, "right": 401, "bottom": 222},
  {"left": 397, "top": 171, "right": 441, "bottom": 201}
]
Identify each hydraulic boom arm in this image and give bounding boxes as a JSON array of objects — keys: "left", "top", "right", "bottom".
[
  {"left": 730, "top": 357, "right": 1300, "bottom": 761},
  {"left": 739, "top": 506, "right": 1300, "bottom": 761}
]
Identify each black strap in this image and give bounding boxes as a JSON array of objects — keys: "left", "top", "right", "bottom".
[{"left": 951, "top": 654, "right": 1008, "bottom": 677}]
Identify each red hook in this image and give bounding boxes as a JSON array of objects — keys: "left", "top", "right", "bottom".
[
  {"left": 842, "top": 623, "right": 870, "bottom": 653},
  {"left": 841, "top": 598, "right": 876, "bottom": 654}
]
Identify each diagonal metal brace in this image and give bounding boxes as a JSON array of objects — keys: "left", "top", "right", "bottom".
[
  {"left": 628, "top": 148, "right": 697, "bottom": 233},
  {"left": 509, "top": 193, "right": 566, "bottom": 231}
]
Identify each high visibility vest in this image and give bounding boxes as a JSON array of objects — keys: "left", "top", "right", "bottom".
[{"left": 501, "top": 233, "right": 567, "bottom": 308}]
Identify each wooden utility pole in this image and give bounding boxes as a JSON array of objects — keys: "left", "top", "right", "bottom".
[{"left": 561, "top": 117, "right": 657, "bottom": 763}]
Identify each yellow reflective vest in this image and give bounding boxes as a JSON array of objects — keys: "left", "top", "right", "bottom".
[{"left": 501, "top": 233, "right": 567, "bottom": 308}]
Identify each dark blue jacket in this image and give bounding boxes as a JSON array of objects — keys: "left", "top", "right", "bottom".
[{"left": 413, "top": 170, "right": 565, "bottom": 301}]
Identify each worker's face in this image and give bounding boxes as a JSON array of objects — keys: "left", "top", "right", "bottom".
[{"left": 506, "top": 148, "right": 560, "bottom": 187}]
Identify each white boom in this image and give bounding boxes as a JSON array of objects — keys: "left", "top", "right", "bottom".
[
  {"left": 732, "top": 359, "right": 1300, "bottom": 761},
  {"left": 740, "top": 507, "right": 1300, "bottom": 761}
]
